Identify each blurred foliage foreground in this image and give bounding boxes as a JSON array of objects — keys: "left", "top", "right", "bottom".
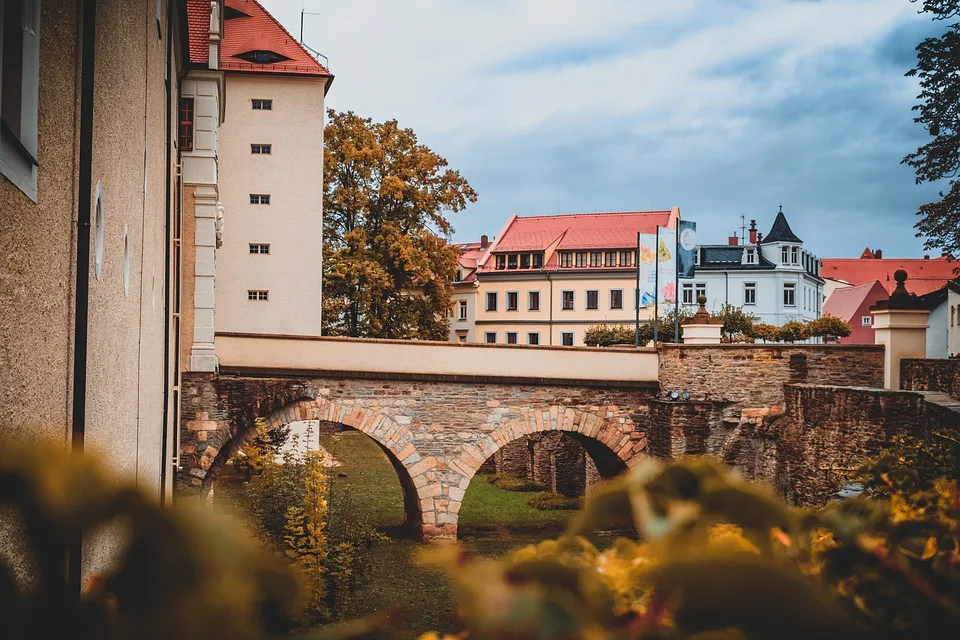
[{"left": 1, "top": 442, "right": 959, "bottom": 640}]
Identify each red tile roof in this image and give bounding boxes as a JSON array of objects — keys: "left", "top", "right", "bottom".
[
  {"left": 821, "top": 256, "right": 958, "bottom": 296},
  {"left": 453, "top": 242, "right": 485, "bottom": 282},
  {"left": 823, "top": 280, "right": 887, "bottom": 322},
  {"left": 222, "top": 0, "right": 331, "bottom": 77},
  {"left": 491, "top": 210, "right": 674, "bottom": 253},
  {"left": 186, "top": 0, "right": 212, "bottom": 65}
]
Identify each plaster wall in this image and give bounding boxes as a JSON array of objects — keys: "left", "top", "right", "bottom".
[
  {"left": 216, "top": 74, "right": 327, "bottom": 336},
  {"left": 214, "top": 333, "right": 660, "bottom": 384},
  {"left": 927, "top": 301, "right": 948, "bottom": 359},
  {"left": 685, "top": 269, "right": 823, "bottom": 326},
  {"left": 950, "top": 287, "right": 960, "bottom": 357},
  {"left": 449, "top": 285, "right": 478, "bottom": 342}
]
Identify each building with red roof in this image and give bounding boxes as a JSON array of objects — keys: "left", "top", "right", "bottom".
[
  {"left": 449, "top": 237, "right": 492, "bottom": 343},
  {"left": 822, "top": 248, "right": 957, "bottom": 297},
  {"left": 822, "top": 281, "right": 888, "bottom": 344}
]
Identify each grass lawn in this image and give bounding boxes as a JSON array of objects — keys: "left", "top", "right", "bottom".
[{"left": 459, "top": 472, "right": 577, "bottom": 530}]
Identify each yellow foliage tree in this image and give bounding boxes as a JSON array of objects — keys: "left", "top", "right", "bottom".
[{"left": 283, "top": 452, "right": 330, "bottom": 625}]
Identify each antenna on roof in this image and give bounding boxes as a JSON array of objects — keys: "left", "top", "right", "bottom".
[
  {"left": 300, "top": 5, "right": 330, "bottom": 69},
  {"left": 739, "top": 214, "right": 747, "bottom": 245}
]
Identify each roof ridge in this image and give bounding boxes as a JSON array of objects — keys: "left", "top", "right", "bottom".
[
  {"left": 513, "top": 210, "right": 672, "bottom": 220},
  {"left": 227, "top": 0, "right": 331, "bottom": 75}
]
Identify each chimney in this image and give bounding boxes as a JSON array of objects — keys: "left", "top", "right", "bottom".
[
  {"left": 728, "top": 235, "right": 739, "bottom": 246},
  {"left": 756, "top": 232, "right": 763, "bottom": 244},
  {"left": 874, "top": 249, "right": 882, "bottom": 259},
  {"left": 749, "top": 220, "right": 757, "bottom": 244},
  {"left": 480, "top": 235, "right": 489, "bottom": 249}
]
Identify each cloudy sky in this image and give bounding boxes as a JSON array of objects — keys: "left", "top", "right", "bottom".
[{"left": 263, "top": 0, "right": 948, "bottom": 258}]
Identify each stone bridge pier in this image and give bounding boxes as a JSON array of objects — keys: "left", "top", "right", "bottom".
[{"left": 179, "top": 372, "right": 655, "bottom": 540}]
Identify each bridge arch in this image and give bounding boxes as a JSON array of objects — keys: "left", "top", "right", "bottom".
[{"left": 195, "top": 396, "right": 429, "bottom": 538}]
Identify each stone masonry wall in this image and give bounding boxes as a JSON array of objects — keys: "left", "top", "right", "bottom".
[{"left": 901, "top": 358, "right": 960, "bottom": 400}]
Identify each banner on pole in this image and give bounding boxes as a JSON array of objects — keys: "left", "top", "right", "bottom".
[
  {"left": 639, "top": 229, "right": 677, "bottom": 307},
  {"left": 678, "top": 220, "right": 697, "bottom": 280}
]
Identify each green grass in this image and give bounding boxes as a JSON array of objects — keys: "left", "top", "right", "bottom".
[{"left": 459, "top": 473, "right": 577, "bottom": 528}]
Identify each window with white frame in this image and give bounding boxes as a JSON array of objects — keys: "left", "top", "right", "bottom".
[
  {"left": 249, "top": 194, "right": 271, "bottom": 204},
  {"left": 619, "top": 251, "right": 633, "bottom": 267},
  {"left": 0, "top": 0, "right": 41, "bottom": 200},
  {"left": 590, "top": 252, "right": 602, "bottom": 267},
  {"left": 783, "top": 283, "right": 796, "bottom": 307},
  {"left": 561, "top": 290, "right": 574, "bottom": 310},
  {"left": 560, "top": 252, "right": 572, "bottom": 268},
  {"left": 695, "top": 283, "right": 706, "bottom": 300},
  {"left": 862, "top": 315, "right": 872, "bottom": 327},
  {"left": 745, "top": 248, "right": 757, "bottom": 264},
  {"left": 575, "top": 252, "right": 587, "bottom": 267},
  {"left": 248, "top": 243, "right": 270, "bottom": 254},
  {"left": 252, "top": 99, "right": 273, "bottom": 110},
  {"left": 781, "top": 246, "right": 789, "bottom": 264},
  {"left": 251, "top": 143, "right": 272, "bottom": 154},
  {"left": 561, "top": 332, "right": 574, "bottom": 346},
  {"left": 495, "top": 255, "right": 506, "bottom": 269},
  {"left": 486, "top": 291, "right": 497, "bottom": 311},
  {"left": 506, "top": 332, "right": 518, "bottom": 344},
  {"left": 458, "top": 300, "right": 467, "bottom": 320},
  {"left": 604, "top": 251, "right": 617, "bottom": 267},
  {"left": 791, "top": 246, "right": 799, "bottom": 265},
  {"left": 506, "top": 291, "right": 518, "bottom": 311},
  {"left": 527, "top": 332, "right": 539, "bottom": 345},
  {"left": 610, "top": 289, "right": 623, "bottom": 309},
  {"left": 485, "top": 332, "right": 496, "bottom": 344},
  {"left": 247, "top": 290, "right": 268, "bottom": 301},
  {"left": 682, "top": 283, "right": 694, "bottom": 305},
  {"left": 744, "top": 282, "right": 756, "bottom": 305},
  {"left": 586, "top": 290, "right": 599, "bottom": 310},
  {"left": 528, "top": 291, "right": 540, "bottom": 311}
]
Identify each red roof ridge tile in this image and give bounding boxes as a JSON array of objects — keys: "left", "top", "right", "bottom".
[{"left": 512, "top": 209, "right": 673, "bottom": 220}]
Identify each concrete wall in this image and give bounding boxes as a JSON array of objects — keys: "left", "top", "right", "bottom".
[
  {"left": 0, "top": 0, "right": 176, "bottom": 580},
  {"left": 214, "top": 332, "right": 660, "bottom": 384},
  {"left": 216, "top": 74, "right": 327, "bottom": 337}
]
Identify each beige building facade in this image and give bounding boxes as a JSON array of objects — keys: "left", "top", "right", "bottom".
[
  {"left": 1, "top": 0, "right": 189, "bottom": 580},
  {"left": 213, "top": 1, "right": 332, "bottom": 337}
]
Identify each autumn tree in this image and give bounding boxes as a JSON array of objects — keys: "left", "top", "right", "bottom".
[
  {"left": 903, "top": 0, "right": 960, "bottom": 257},
  {"left": 322, "top": 110, "right": 478, "bottom": 339}
]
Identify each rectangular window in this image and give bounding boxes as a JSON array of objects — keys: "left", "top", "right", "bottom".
[
  {"left": 486, "top": 291, "right": 497, "bottom": 311},
  {"left": 745, "top": 249, "right": 756, "bottom": 264},
  {"left": 528, "top": 291, "right": 540, "bottom": 311},
  {"left": 682, "top": 284, "right": 694, "bottom": 305},
  {"left": 695, "top": 283, "right": 706, "bottom": 300},
  {"left": 791, "top": 247, "right": 799, "bottom": 265},
  {"left": 459, "top": 300, "right": 467, "bottom": 320},
  {"left": 178, "top": 98, "right": 194, "bottom": 151},
  {"left": 532, "top": 253, "right": 544, "bottom": 268},
  {"left": 562, "top": 332, "right": 574, "bottom": 346},
  {"left": 586, "top": 290, "right": 599, "bottom": 310},
  {"left": 506, "top": 291, "right": 519, "bottom": 311},
  {"left": 485, "top": 332, "right": 496, "bottom": 344},
  {"left": 251, "top": 143, "right": 272, "bottom": 154},
  {"left": 610, "top": 289, "right": 623, "bottom": 309},
  {"left": 575, "top": 252, "right": 587, "bottom": 267},
  {"left": 862, "top": 315, "right": 872, "bottom": 327},
  {"left": 0, "top": 0, "right": 41, "bottom": 200},
  {"left": 590, "top": 252, "right": 602, "bottom": 267},
  {"left": 455, "top": 269, "right": 463, "bottom": 282},
  {"left": 247, "top": 290, "right": 269, "bottom": 301},
  {"left": 560, "top": 252, "right": 572, "bottom": 268},
  {"left": 520, "top": 253, "right": 531, "bottom": 269},
  {"left": 495, "top": 255, "right": 506, "bottom": 270},
  {"left": 506, "top": 332, "right": 518, "bottom": 344},
  {"left": 252, "top": 98, "right": 273, "bottom": 110},
  {"left": 620, "top": 251, "right": 633, "bottom": 267},
  {"left": 249, "top": 194, "right": 271, "bottom": 204},
  {"left": 561, "top": 290, "right": 574, "bottom": 310},
  {"left": 783, "top": 283, "right": 796, "bottom": 307},
  {"left": 507, "top": 254, "right": 518, "bottom": 269},
  {"left": 744, "top": 283, "right": 756, "bottom": 305},
  {"left": 527, "top": 332, "right": 540, "bottom": 345},
  {"left": 782, "top": 246, "right": 789, "bottom": 264},
  {"left": 248, "top": 243, "right": 270, "bottom": 254},
  {"left": 605, "top": 251, "right": 617, "bottom": 267}
]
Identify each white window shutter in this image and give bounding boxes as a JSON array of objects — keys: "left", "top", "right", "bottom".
[{"left": 20, "top": 0, "right": 41, "bottom": 159}]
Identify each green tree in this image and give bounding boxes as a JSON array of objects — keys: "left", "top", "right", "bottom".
[
  {"left": 750, "top": 322, "right": 779, "bottom": 343},
  {"left": 777, "top": 320, "right": 811, "bottom": 343},
  {"left": 808, "top": 314, "right": 852, "bottom": 340},
  {"left": 283, "top": 452, "right": 330, "bottom": 625},
  {"left": 714, "top": 303, "right": 756, "bottom": 342},
  {"left": 902, "top": 0, "right": 960, "bottom": 257},
  {"left": 323, "top": 110, "right": 478, "bottom": 340}
]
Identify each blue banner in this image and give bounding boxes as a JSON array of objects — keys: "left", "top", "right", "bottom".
[{"left": 678, "top": 220, "right": 697, "bottom": 279}]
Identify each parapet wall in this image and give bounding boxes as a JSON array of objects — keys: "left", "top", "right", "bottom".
[
  {"left": 901, "top": 358, "right": 960, "bottom": 400},
  {"left": 659, "top": 344, "right": 885, "bottom": 407}
]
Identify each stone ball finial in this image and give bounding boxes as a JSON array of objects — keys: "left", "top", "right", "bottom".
[
  {"left": 894, "top": 269, "right": 908, "bottom": 284},
  {"left": 697, "top": 294, "right": 707, "bottom": 307},
  {"left": 891, "top": 268, "right": 911, "bottom": 298}
]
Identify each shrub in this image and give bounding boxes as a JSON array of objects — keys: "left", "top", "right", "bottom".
[
  {"left": 750, "top": 322, "right": 779, "bottom": 342},
  {"left": 777, "top": 319, "right": 811, "bottom": 343},
  {"left": 808, "top": 314, "right": 852, "bottom": 339},
  {"left": 714, "top": 303, "right": 756, "bottom": 342},
  {"left": 488, "top": 472, "right": 546, "bottom": 492},
  {"left": 525, "top": 491, "right": 582, "bottom": 511}
]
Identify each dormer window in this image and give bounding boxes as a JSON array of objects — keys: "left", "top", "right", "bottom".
[
  {"left": 507, "top": 254, "right": 518, "bottom": 269},
  {"left": 237, "top": 50, "right": 292, "bottom": 65},
  {"left": 532, "top": 253, "right": 544, "bottom": 268},
  {"left": 520, "top": 253, "right": 531, "bottom": 269},
  {"left": 745, "top": 248, "right": 756, "bottom": 265},
  {"left": 495, "top": 255, "right": 506, "bottom": 270}
]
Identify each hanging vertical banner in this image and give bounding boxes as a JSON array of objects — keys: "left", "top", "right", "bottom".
[
  {"left": 639, "top": 230, "right": 677, "bottom": 306},
  {"left": 678, "top": 220, "right": 697, "bottom": 279}
]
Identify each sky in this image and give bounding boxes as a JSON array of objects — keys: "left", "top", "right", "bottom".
[{"left": 263, "top": 0, "right": 949, "bottom": 258}]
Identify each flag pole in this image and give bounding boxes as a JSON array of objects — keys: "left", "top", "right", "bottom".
[
  {"left": 653, "top": 225, "right": 660, "bottom": 344},
  {"left": 634, "top": 231, "right": 640, "bottom": 347},
  {"left": 674, "top": 212, "right": 680, "bottom": 343}
]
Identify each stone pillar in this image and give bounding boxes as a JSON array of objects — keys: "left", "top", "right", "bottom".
[
  {"left": 190, "top": 186, "right": 220, "bottom": 371},
  {"left": 871, "top": 270, "right": 930, "bottom": 390},
  {"left": 682, "top": 295, "right": 723, "bottom": 344}
]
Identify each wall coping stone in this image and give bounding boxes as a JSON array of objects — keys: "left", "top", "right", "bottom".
[{"left": 660, "top": 344, "right": 884, "bottom": 352}]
